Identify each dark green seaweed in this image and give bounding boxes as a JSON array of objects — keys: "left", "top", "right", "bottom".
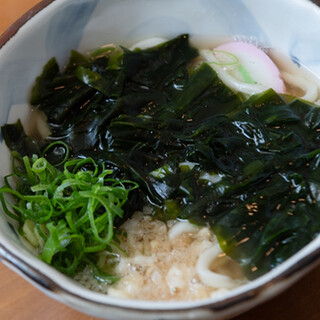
[{"left": 3, "top": 34, "right": 320, "bottom": 280}]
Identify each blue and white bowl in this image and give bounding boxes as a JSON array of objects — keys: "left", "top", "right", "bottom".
[{"left": 1, "top": 0, "right": 320, "bottom": 319}]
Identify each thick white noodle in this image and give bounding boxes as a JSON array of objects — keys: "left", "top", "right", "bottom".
[
  {"left": 168, "top": 221, "right": 198, "bottom": 240},
  {"left": 200, "top": 49, "right": 268, "bottom": 95},
  {"left": 281, "top": 72, "right": 319, "bottom": 103},
  {"left": 196, "top": 245, "right": 240, "bottom": 289},
  {"left": 130, "top": 37, "right": 168, "bottom": 50}
]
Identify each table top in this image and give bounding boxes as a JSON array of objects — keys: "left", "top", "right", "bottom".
[{"left": 1, "top": 1, "right": 320, "bottom": 319}]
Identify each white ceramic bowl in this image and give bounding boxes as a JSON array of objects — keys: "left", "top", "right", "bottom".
[{"left": 1, "top": 0, "right": 320, "bottom": 319}]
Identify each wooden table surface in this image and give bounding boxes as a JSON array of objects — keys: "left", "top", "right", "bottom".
[{"left": 1, "top": 1, "right": 320, "bottom": 319}]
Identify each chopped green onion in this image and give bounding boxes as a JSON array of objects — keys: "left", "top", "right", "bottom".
[
  {"left": 207, "top": 49, "right": 239, "bottom": 66},
  {"left": 0, "top": 144, "right": 138, "bottom": 276}
]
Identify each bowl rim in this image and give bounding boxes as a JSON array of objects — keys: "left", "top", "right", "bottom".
[
  {"left": 0, "top": 0, "right": 55, "bottom": 50},
  {"left": 1, "top": 0, "right": 320, "bottom": 316}
]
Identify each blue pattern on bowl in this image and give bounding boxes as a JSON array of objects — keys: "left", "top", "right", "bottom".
[
  {"left": 201, "top": 0, "right": 268, "bottom": 40},
  {"left": 46, "top": 0, "right": 98, "bottom": 64}
]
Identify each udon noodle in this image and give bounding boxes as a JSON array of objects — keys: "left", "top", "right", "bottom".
[{"left": 75, "top": 209, "right": 246, "bottom": 300}]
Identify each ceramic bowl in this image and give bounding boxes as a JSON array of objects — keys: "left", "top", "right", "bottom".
[{"left": 1, "top": 0, "right": 320, "bottom": 319}]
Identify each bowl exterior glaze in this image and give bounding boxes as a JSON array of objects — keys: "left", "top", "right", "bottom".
[{"left": 1, "top": 0, "right": 320, "bottom": 319}]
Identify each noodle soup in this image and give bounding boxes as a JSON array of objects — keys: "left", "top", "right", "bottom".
[{"left": 2, "top": 34, "right": 320, "bottom": 302}]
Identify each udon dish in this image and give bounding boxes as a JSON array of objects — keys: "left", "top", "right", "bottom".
[{"left": 1, "top": 34, "right": 320, "bottom": 301}]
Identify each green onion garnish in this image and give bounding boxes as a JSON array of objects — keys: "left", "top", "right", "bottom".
[{"left": 0, "top": 146, "right": 138, "bottom": 277}]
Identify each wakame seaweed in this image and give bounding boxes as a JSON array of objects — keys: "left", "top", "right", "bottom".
[{"left": 3, "top": 34, "right": 320, "bottom": 280}]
